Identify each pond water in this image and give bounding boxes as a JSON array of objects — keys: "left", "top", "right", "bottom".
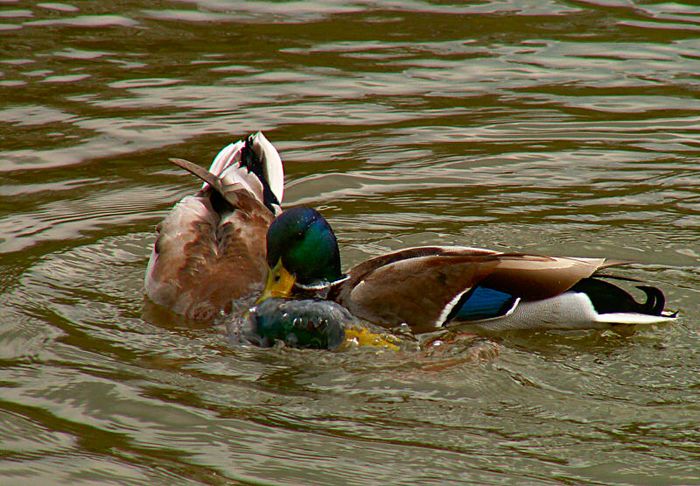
[{"left": 1, "top": 1, "right": 699, "bottom": 484}]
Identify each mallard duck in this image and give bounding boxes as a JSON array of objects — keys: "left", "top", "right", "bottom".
[
  {"left": 257, "top": 207, "right": 677, "bottom": 334},
  {"left": 145, "top": 132, "right": 284, "bottom": 321},
  {"left": 238, "top": 297, "right": 401, "bottom": 350}
]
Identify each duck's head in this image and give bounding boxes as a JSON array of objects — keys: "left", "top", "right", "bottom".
[{"left": 258, "top": 207, "right": 346, "bottom": 302}]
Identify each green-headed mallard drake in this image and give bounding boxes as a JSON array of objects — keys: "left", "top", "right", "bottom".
[
  {"left": 145, "top": 132, "right": 284, "bottom": 321},
  {"left": 257, "top": 207, "right": 677, "bottom": 334},
  {"left": 236, "top": 297, "right": 401, "bottom": 350},
  {"left": 243, "top": 298, "right": 349, "bottom": 349}
]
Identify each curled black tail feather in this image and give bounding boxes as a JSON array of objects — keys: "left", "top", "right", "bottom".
[
  {"left": 571, "top": 277, "right": 668, "bottom": 316},
  {"left": 636, "top": 286, "right": 666, "bottom": 315}
]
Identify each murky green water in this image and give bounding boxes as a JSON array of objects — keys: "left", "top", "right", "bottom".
[{"left": 1, "top": 1, "right": 699, "bottom": 484}]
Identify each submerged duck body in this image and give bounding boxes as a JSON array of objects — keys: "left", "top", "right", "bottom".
[
  {"left": 260, "top": 207, "right": 677, "bottom": 334},
  {"left": 238, "top": 298, "right": 401, "bottom": 351},
  {"left": 243, "top": 298, "right": 349, "bottom": 349},
  {"left": 145, "top": 132, "right": 284, "bottom": 321}
]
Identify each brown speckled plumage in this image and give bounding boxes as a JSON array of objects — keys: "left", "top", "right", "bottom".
[{"left": 145, "top": 134, "right": 283, "bottom": 321}]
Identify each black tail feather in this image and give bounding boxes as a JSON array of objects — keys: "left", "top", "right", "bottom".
[
  {"left": 571, "top": 278, "right": 667, "bottom": 316},
  {"left": 242, "top": 135, "right": 280, "bottom": 212},
  {"left": 637, "top": 286, "right": 666, "bottom": 315}
]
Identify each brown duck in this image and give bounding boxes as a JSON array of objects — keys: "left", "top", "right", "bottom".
[{"left": 145, "top": 132, "right": 284, "bottom": 321}]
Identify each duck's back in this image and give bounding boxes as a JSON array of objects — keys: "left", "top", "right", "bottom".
[{"left": 145, "top": 134, "right": 283, "bottom": 321}]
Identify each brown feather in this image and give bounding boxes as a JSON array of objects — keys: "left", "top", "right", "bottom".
[
  {"left": 481, "top": 255, "right": 611, "bottom": 300},
  {"left": 170, "top": 158, "right": 225, "bottom": 196},
  {"left": 331, "top": 247, "right": 500, "bottom": 333},
  {"left": 330, "top": 247, "right": 619, "bottom": 332},
  {"left": 145, "top": 165, "right": 274, "bottom": 321}
]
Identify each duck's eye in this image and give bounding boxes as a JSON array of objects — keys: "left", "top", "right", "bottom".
[{"left": 274, "top": 273, "right": 281, "bottom": 283}]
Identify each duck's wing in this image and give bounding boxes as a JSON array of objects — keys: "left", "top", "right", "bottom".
[
  {"left": 478, "top": 254, "right": 613, "bottom": 300},
  {"left": 145, "top": 134, "right": 283, "bottom": 321},
  {"left": 334, "top": 246, "right": 501, "bottom": 333},
  {"left": 333, "top": 246, "right": 619, "bottom": 333}
]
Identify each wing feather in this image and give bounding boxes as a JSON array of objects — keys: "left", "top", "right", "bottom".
[{"left": 333, "top": 246, "right": 620, "bottom": 332}]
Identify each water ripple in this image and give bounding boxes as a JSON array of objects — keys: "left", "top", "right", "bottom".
[{"left": 1, "top": 0, "right": 699, "bottom": 483}]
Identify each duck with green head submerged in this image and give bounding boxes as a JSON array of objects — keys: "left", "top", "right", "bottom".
[
  {"left": 255, "top": 207, "right": 677, "bottom": 334},
  {"left": 145, "top": 132, "right": 284, "bottom": 321}
]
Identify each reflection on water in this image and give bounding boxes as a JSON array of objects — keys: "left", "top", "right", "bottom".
[{"left": 1, "top": 0, "right": 699, "bottom": 483}]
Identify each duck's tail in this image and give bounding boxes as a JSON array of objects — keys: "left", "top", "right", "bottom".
[
  {"left": 240, "top": 132, "right": 284, "bottom": 213},
  {"left": 170, "top": 132, "right": 284, "bottom": 214},
  {"left": 571, "top": 276, "right": 678, "bottom": 325},
  {"left": 453, "top": 276, "right": 677, "bottom": 332}
]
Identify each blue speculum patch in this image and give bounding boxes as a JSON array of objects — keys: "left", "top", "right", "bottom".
[{"left": 451, "top": 286, "right": 518, "bottom": 321}]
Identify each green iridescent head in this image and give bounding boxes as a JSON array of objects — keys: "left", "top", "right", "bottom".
[{"left": 265, "top": 207, "right": 344, "bottom": 289}]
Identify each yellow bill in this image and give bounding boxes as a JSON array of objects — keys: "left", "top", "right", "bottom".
[{"left": 256, "top": 258, "right": 296, "bottom": 304}]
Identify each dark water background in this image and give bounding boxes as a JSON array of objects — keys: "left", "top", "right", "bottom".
[{"left": 1, "top": 1, "right": 699, "bottom": 484}]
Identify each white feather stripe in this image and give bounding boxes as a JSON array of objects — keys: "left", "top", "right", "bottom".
[
  {"left": 435, "top": 291, "right": 522, "bottom": 328},
  {"left": 595, "top": 313, "right": 676, "bottom": 324},
  {"left": 253, "top": 132, "right": 284, "bottom": 204},
  {"left": 503, "top": 297, "right": 520, "bottom": 317},
  {"left": 433, "top": 287, "right": 471, "bottom": 328},
  {"left": 208, "top": 141, "right": 244, "bottom": 179}
]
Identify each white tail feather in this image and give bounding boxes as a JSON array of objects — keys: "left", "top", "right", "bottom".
[
  {"left": 595, "top": 313, "right": 676, "bottom": 325},
  {"left": 206, "top": 141, "right": 245, "bottom": 187},
  {"left": 251, "top": 132, "right": 284, "bottom": 205}
]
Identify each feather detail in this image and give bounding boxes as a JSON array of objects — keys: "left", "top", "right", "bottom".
[
  {"left": 434, "top": 287, "right": 472, "bottom": 329},
  {"left": 447, "top": 286, "right": 519, "bottom": 322},
  {"left": 251, "top": 132, "right": 284, "bottom": 207},
  {"left": 207, "top": 141, "right": 245, "bottom": 185},
  {"left": 337, "top": 249, "right": 500, "bottom": 333}
]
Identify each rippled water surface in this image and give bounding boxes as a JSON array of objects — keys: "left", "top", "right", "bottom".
[{"left": 2, "top": 1, "right": 699, "bottom": 484}]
